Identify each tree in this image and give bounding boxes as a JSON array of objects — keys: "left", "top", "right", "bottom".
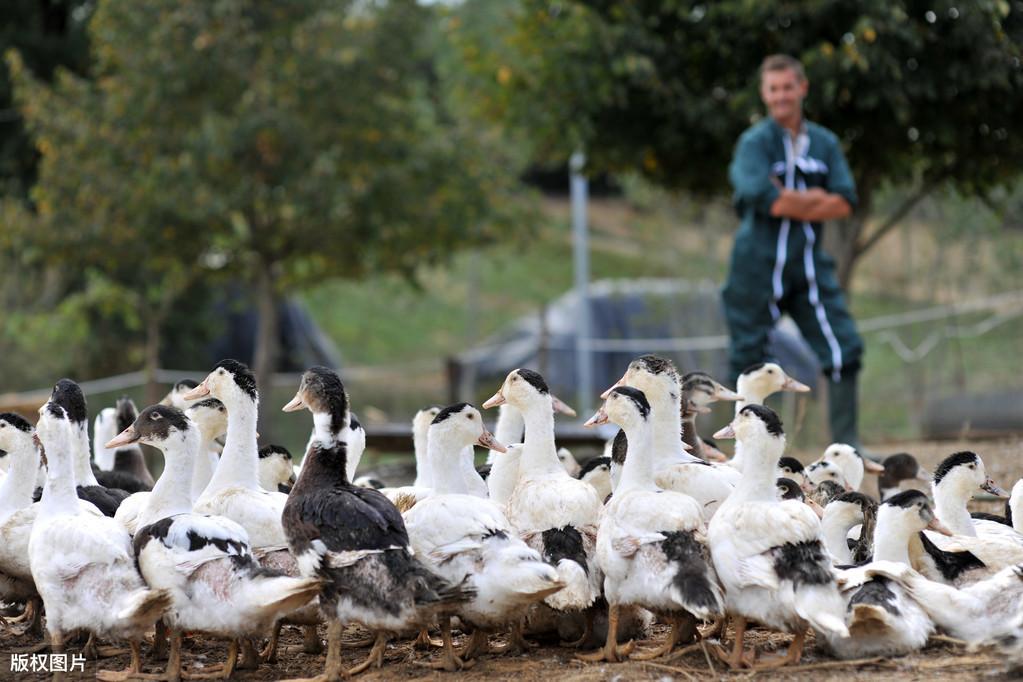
[
  {"left": 461, "top": 0, "right": 1023, "bottom": 288},
  {"left": 7, "top": 0, "right": 523, "bottom": 408}
]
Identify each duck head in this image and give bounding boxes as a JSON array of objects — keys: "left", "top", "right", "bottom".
[
  {"left": 259, "top": 444, "right": 296, "bottom": 489},
  {"left": 585, "top": 385, "right": 651, "bottom": 431},
  {"left": 776, "top": 476, "right": 804, "bottom": 502},
  {"left": 805, "top": 459, "right": 852, "bottom": 492},
  {"left": 282, "top": 366, "right": 349, "bottom": 427},
  {"left": 712, "top": 403, "right": 785, "bottom": 447},
  {"left": 601, "top": 355, "right": 679, "bottom": 406},
  {"left": 483, "top": 368, "right": 551, "bottom": 413},
  {"left": 823, "top": 491, "right": 876, "bottom": 533},
  {"left": 880, "top": 489, "right": 953, "bottom": 536},
  {"left": 184, "top": 359, "right": 259, "bottom": 408},
  {"left": 736, "top": 362, "right": 810, "bottom": 403},
  {"left": 578, "top": 456, "right": 612, "bottom": 500},
  {"left": 932, "top": 451, "right": 1008, "bottom": 500},
  {"left": 681, "top": 371, "right": 742, "bottom": 409},
  {"left": 185, "top": 398, "right": 229, "bottom": 443},
  {"left": 430, "top": 403, "right": 505, "bottom": 454},
  {"left": 48, "top": 379, "right": 88, "bottom": 428},
  {"left": 106, "top": 404, "right": 194, "bottom": 452},
  {"left": 161, "top": 379, "right": 200, "bottom": 410},
  {"left": 0, "top": 412, "right": 35, "bottom": 455},
  {"left": 777, "top": 456, "right": 806, "bottom": 487}
]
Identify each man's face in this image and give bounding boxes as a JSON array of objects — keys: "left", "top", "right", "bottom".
[{"left": 760, "top": 68, "right": 808, "bottom": 124}]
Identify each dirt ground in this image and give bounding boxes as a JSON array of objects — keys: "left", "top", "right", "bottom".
[{"left": 2, "top": 437, "right": 1020, "bottom": 681}]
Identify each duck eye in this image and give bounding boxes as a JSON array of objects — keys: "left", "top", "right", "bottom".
[
  {"left": 466, "top": 413, "right": 474, "bottom": 421},
  {"left": 766, "top": 369, "right": 774, "bottom": 374}
]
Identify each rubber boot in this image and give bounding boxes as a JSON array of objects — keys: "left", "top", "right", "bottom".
[{"left": 827, "top": 373, "right": 860, "bottom": 449}]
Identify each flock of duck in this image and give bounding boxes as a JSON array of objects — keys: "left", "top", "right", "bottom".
[{"left": 1, "top": 356, "right": 1021, "bottom": 680}]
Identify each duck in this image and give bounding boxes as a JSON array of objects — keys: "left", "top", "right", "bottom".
[
  {"left": 824, "top": 490, "right": 944, "bottom": 659},
  {"left": 805, "top": 459, "right": 851, "bottom": 492},
  {"left": 778, "top": 456, "right": 807, "bottom": 489},
  {"left": 184, "top": 360, "right": 290, "bottom": 552},
  {"left": 877, "top": 452, "right": 931, "bottom": 501},
  {"left": 281, "top": 366, "right": 473, "bottom": 677},
  {"left": 483, "top": 369, "right": 603, "bottom": 636},
  {"left": 821, "top": 492, "right": 877, "bottom": 566},
  {"left": 579, "top": 387, "right": 723, "bottom": 663},
  {"left": 258, "top": 445, "right": 297, "bottom": 493},
  {"left": 113, "top": 397, "right": 228, "bottom": 536},
  {"left": 708, "top": 403, "right": 848, "bottom": 669},
  {"left": 402, "top": 403, "right": 564, "bottom": 669},
  {"left": 33, "top": 379, "right": 131, "bottom": 517},
  {"left": 29, "top": 402, "right": 171, "bottom": 681},
  {"left": 91, "top": 396, "right": 155, "bottom": 492},
  {"left": 929, "top": 451, "right": 1018, "bottom": 542},
  {"left": 819, "top": 443, "right": 884, "bottom": 492},
  {"left": 107, "top": 404, "right": 321, "bottom": 680},
  {"left": 603, "top": 356, "right": 738, "bottom": 518},
  {"left": 576, "top": 456, "right": 612, "bottom": 502},
  {"left": 679, "top": 371, "right": 741, "bottom": 461}
]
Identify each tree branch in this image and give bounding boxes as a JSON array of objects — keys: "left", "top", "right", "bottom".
[{"left": 854, "top": 178, "right": 942, "bottom": 258}]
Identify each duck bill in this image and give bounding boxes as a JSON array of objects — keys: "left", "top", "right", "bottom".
[
  {"left": 583, "top": 407, "right": 608, "bottom": 427},
  {"left": 915, "top": 467, "right": 932, "bottom": 483},
  {"left": 476, "top": 429, "right": 506, "bottom": 453},
  {"left": 481, "top": 391, "right": 506, "bottom": 410},
  {"left": 806, "top": 498, "right": 826, "bottom": 519},
  {"left": 551, "top": 395, "right": 577, "bottom": 417},
  {"left": 782, "top": 377, "right": 811, "bottom": 393},
  {"left": 600, "top": 374, "right": 627, "bottom": 400},
  {"left": 713, "top": 423, "right": 736, "bottom": 440},
  {"left": 863, "top": 458, "right": 886, "bottom": 473},
  {"left": 712, "top": 386, "right": 742, "bottom": 402},
  {"left": 105, "top": 425, "right": 140, "bottom": 449},
  {"left": 927, "top": 517, "right": 955, "bottom": 536},
  {"left": 281, "top": 392, "right": 306, "bottom": 413},
  {"left": 681, "top": 440, "right": 694, "bottom": 452},
  {"left": 181, "top": 378, "right": 211, "bottom": 401},
  {"left": 982, "top": 479, "right": 1009, "bottom": 498}
]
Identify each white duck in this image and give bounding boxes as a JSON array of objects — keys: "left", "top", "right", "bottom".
[
  {"left": 579, "top": 387, "right": 723, "bottom": 663},
  {"left": 930, "top": 451, "right": 1017, "bottom": 541},
  {"left": 825, "top": 490, "right": 947, "bottom": 659},
  {"left": 708, "top": 404, "right": 848, "bottom": 669},
  {"left": 403, "top": 403, "right": 563, "bottom": 669},
  {"left": 106, "top": 404, "right": 321, "bottom": 680},
  {"left": 184, "top": 360, "right": 290, "bottom": 552},
  {"left": 113, "top": 398, "right": 229, "bottom": 536},
  {"left": 819, "top": 443, "right": 884, "bottom": 492},
  {"left": 604, "top": 356, "right": 738, "bottom": 518},
  {"left": 483, "top": 369, "right": 603, "bottom": 628},
  {"left": 30, "top": 403, "right": 170, "bottom": 681},
  {"left": 281, "top": 366, "right": 473, "bottom": 677}
]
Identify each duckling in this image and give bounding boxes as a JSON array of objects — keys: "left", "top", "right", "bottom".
[
  {"left": 107, "top": 404, "right": 321, "bottom": 680},
  {"left": 258, "top": 445, "right": 297, "bottom": 493},
  {"left": 825, "top": 491, "right": 944, "bottom": 659},
  {"left": 483, "top": 369, "right": 603, "bottom": 637},
  {"left": 878, "top": 452, "right": 931, "bottom": 501},
  {"left": 282, "top": 367, "right": 473, "bottom": 677},
  {"left": 578, "top": 387, "right": 722, "bottom": 663},
  {"left": 30, "top": 404, "right": 171, "bottom": 681},
  {"left": 820, "top": 443, "right": 884, "bottom": 492},
  {"left": 708, "top": 404, "right": 848, "bottom": 669},
  {"left": 402, "top": 403, "right": 563, "bottom": 669},
  {"left": 577, "top": 456, "right": 612, "bottom": 502}
]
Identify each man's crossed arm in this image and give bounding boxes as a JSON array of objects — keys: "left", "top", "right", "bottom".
[{"left": 770, "top": 185, "right": 852, "bottom": 222}]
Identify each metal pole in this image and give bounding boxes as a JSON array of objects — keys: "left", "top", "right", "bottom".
[{"left": 570, "top": 151, "right": 592, "bottom": 416}]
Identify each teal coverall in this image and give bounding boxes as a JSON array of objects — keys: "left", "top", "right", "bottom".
[{"left": 723, "top": 117, "right": 864, "bottom": 445}]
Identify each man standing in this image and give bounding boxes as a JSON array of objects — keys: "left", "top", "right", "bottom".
[{"left": 723, "top": 54, "right": 864, "bottom": 447}]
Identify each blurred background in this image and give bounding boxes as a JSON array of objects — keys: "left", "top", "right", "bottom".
[{"left": 0, "top": 0, "right": 1020, "bottom": 466}]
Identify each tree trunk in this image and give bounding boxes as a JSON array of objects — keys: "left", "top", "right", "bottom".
[
  {"left": 252, "top": 263, "right": 280, "bottom": 439},
  {"left": 143, "top": 311, "right": 163, "bottom": 406}
]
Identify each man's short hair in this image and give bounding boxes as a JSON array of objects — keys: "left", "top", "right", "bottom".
[{"left": 760, "top": 54, "right": 806, "bottom": 82}]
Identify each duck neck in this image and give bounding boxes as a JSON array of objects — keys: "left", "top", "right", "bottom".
[
  {"left": 0, "top": 437, "right": 40, "bottom": 514},
  {"left": 616, "top": 419, "right": 657, "bottom": 494},
  {"left": 190, "top": 434, "right": 221, "bottom": 502},
  {"left": 649, "top": 395, "right": 697, "bottom": 468},
  {"left": 518, "top": 397, "right": 562, "bottom": 477},
  {"left": 71, "top": 422, "right": 99, "bottom": 486},
  {"left": 680, "top": 411, "right": 702, "bottom": 458},
  {"left": 735, "top": 379, "right": 767, "bottom": 413},
  {"left": 732, "top": 435, "right": 784, "bottom": 501},
  {"left": 206, "top": 395, "right": 260, "bottom": 493},
  {"left": 413, "top": 423, "right": 433, "bottom": 488},
  {"left": 144, "top": 432, "right": 200, "bottom": 524},
  {"left": 494, "top": 404, "right": 524, "bottom": 446},
  {"left": 39, "top": 433, "right": 79, "bottom": 516},
  {"left": 933, "top": 482, "right": 977, "bottom": 536},
  {"left": 872, "top": 510, "right": 914, "bottom": 565},
  {"left": 820, "top": 512, "right": 855, "bottom": 565},
  {"left": 427, "top": 431, "right": 471, "bottom": 495}
]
